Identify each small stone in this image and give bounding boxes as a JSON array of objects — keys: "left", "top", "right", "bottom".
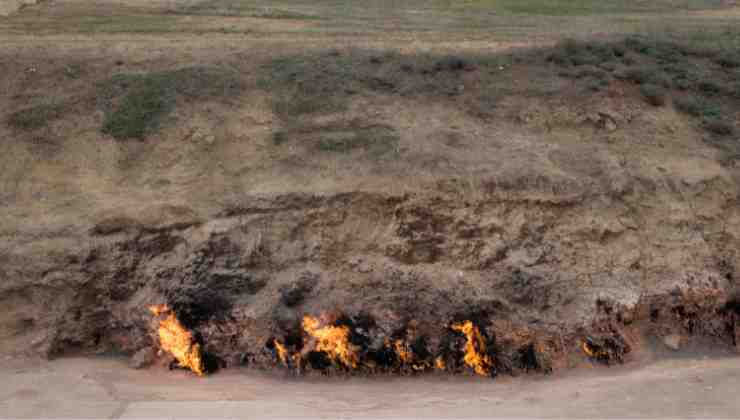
[
  {"left": 604, "top": 119, "right": 617, "bottom": 132},
  {"left": 663, "top": 334, "right": 682, "bottom": 351},
  {"left": 130, "top": 347, "right": 156, "bottom": 369},
  {"left": 190, "top": 127, "right": 216, "bottom": 144}
]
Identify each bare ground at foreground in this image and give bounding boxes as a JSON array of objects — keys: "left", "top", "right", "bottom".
[{"left": 2, "top": 354, "right": 740, "bottom": 418}]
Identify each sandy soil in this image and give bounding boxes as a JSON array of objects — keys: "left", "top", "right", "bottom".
[{"left": 1, "top": 355, "right": 740, "bottom": 418}]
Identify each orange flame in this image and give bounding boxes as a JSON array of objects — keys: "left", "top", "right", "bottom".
[
  {"left": 434, "top": 356, "right": 446, "bottom": 370},
  {"left": 274, "top": 339, "right": 291, "bottom": 366},
  {"left": 451, "top": 321, "right": 494, "bottom": 376},
  {"left": 581, "top": 340, "right": 609, "bottom": 360},
  {"left": 394, "top": 339, "right": 413, "bottom": 364},
  {"left": 149, "top": 304, "right": 205, "bottom": 376},
  {"left": 302, "top": 315, "right": 359, "bottom": 369},
  {"left": 392, "top": 339, "right": 432, "bottom": 370}
]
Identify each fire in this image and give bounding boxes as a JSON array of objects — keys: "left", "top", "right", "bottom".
[
  {"left": 434, "top": 356, "right": 446, "bottom": 370},
  {"left": 451, "top": 321, "right": 494, "bottom": 376},
  {"left": 581, "top": 341, "right": 596, "bottom": 357},
  {"left": 149, "top": 304, "right": 205, "bottom": 376},
  {"left": 392, "top": 339, "right": 431, "bottom": 370},
  {"left": 273, "top": 339, "right": 291, "bottom": 366},
  {"left": 394, "top": 339, "right": 413, "bottom": 364},
  {"left": 302, "top": 315, "right": 359, "bottom": 369},
  {"left": 581, "top": 340, "right": 609, "bottom": 360}
]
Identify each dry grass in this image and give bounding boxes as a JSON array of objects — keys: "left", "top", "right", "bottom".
[
  {"left": 7, "top": 103, "right": 65, "bottom": 130},
  {"left": 1, "top": 0, "right": 739, "bottom": 217},
  {"left": 2, "top": 0, "right": 738, "bottom": 41}
]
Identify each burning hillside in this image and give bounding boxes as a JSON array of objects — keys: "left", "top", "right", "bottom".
[{"left": 146, "top": 302, "right": 640, "bottom": 378}]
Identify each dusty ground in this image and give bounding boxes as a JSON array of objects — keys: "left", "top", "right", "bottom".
[
  {"left": 1, "top": 0, "right": 740, "bottom": 383},
  {"left": 2, "top": 354, "right": 740, "bottom": 418}
]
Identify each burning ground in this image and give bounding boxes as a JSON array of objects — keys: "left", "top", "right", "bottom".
[
  {"left": 2, "top": 30, "right": 740, "bottom": 378},
  {"left": 2, "top": 185, "right": 739, "bottom": 378}
]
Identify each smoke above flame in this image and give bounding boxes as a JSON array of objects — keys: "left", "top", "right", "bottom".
[
  {"left": 149, "top": 304, "right": 205, "bottom": 377},
  {"left": 302, "top": 315, "right": 359, "bottom": 369},
  {"left": 451, "top": 320, "right": 494, "bottom": 376}
]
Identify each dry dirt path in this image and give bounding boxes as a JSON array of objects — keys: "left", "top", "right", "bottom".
[{"left": 1, "top": 355, "right": 739, "bottom": 418}]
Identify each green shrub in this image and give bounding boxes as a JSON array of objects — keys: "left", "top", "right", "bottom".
[
  {"left": 585, "top": 79, "right": 603, "bottom": 92},
  {"left": 704, "top": 119, "right": 735, "bottom": 136},
  {"left": 315, "top": 124, "right": 399, "bottom": 157},
  {"left": 599, "top": 62, "right": 618, "bottom": 72},
  {"left": 623, "top": 36, "right": 652, "bottom": 54},
  {"left": 98, "top": 67, "right": 240, "bottom": 139},
  {"left": 716, "top": 52, "right": 740, "bottom": 68},
  {"left": 547, "top": 39, "right": 621, "bottom": 67},
  {"left": 640, "top": 84, "right": 667, "bottom": 107},
  {"left": 697, "top": 80, "right": 722, "bottom": 96},
  {"left": 577, "top": 66, "right": 609, "bottom": 80},
  {"left": 674, "top": 95, "right": 721, "bottom": 119},
  {"left": 731, "top": 82, "right": 740, "bottom": 99},
  {"left": 7, "top": 103, "right": 65, "bottom": 130},
  {"left": 272, "top": 130, "right": 290, "bottom": 145},
  {"left": 101, "top": 75, "right": 176, "bottom": 139},
  {"left": 621, "top": 55, "right": 637, "bottom": 66},
  {"left": 619, "top": 66, "right": 670, "bottom": 87},
  {"left": 434, "top": 55, "right": 475, "bottom": 72},
  {"left": 623, "top": 37, "right": 687, "bottom": 63},
  {"left": 673, "top": 78, "right": 693, "bottom": 91}
]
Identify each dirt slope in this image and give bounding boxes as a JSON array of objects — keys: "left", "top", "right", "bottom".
[{"left": 1, "top": 23, "right": 740, "bottom": 377}]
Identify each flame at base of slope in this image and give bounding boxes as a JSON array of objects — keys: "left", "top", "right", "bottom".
[
  {"left": 273, "top": 315, "right": 494, "bottom": 375},
  {"left": 274, "top": 339, "right": 291, "bottom": 366},
  {"left": 149, "top": 304, "right": 205, "bottom": 377},
  {"left": 451, "top": 320, "right": 494, "bottom": 376},
  {"left": 273, "top": 338, "right": 302, "bottom": 368},
  {"left": 581, "top": 341, "right": 603, "bottom": 358},
  {"left": 393, "top": 339, "right": 435, "bottom": 371},
  {"left": 302, "top": 315, "right": 360, "bottom": 369},
  {"left": 434, "top": 356, "right": 446, "bottom": 370}
]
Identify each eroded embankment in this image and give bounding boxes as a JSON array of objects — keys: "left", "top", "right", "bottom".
[{"left": 1, "top": 177, "right": 739, "bottom": 377}]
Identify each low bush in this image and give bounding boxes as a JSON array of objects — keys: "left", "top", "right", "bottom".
[
  {"left": 716, "top": 52, "right": 740, "bottom": 68},
  {"left": 704, "top": 119, "right": 735, "bottom": 136},
  {"left": 7, "top": 103, "right": 65, "bottom": 130},
  {"left": 674, "top": 95, "right": 721, "bottom": 119},
  {"left": 697, "top": 80, "right": 722, "bottom": 96},
  {"left": 619, "top": 66, "right": 670, "bottom": 87},
  {"left": 98, "top": 67, "right": 240, "bottom": 139}
]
